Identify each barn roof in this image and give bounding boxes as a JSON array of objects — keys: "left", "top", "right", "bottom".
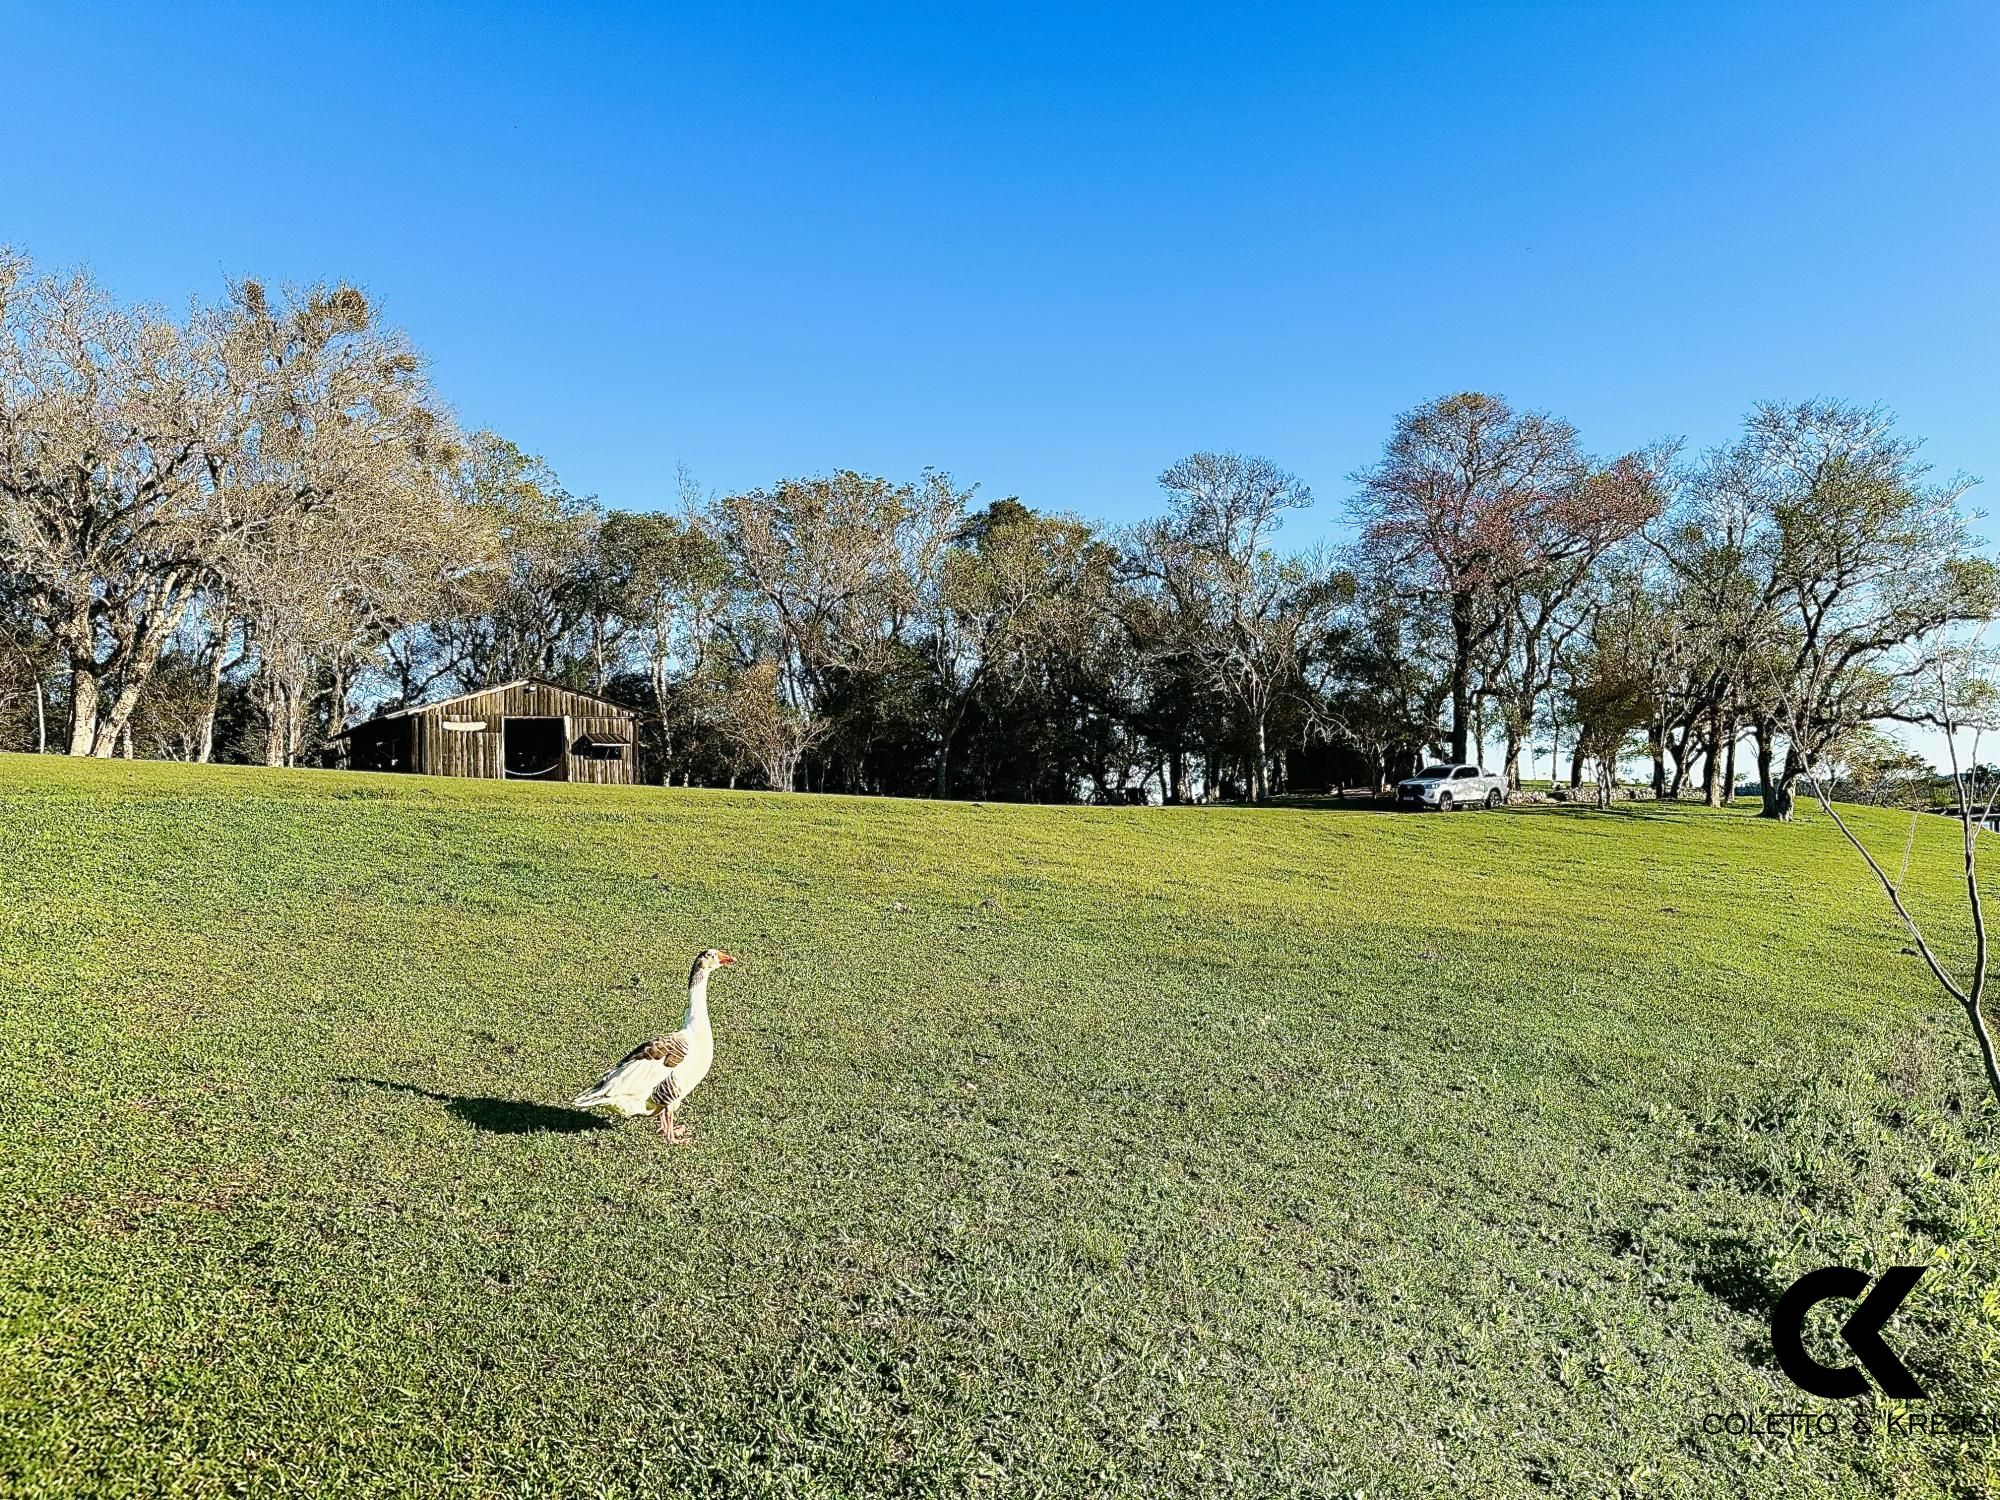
[{"left": 332, "top": 678, "right": 638, "bottom": 737}]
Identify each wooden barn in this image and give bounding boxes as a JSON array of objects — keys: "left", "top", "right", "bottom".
[{"left": 335, "top": 679, "right": 638, "bottom": 785}]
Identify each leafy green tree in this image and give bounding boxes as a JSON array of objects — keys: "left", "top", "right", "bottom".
[{"left": 1314, "top": 585, "right": 1448, "bottom": 793}]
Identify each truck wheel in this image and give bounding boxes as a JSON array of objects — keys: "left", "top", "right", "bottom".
[
  {"left": 1486, "top": 789, "right": 1503, "bottom": 810},
  {"left": 1436, "top": 791, "right": 1453, "bottom": 812}
]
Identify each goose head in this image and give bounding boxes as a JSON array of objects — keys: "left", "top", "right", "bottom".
[{"left": 688, "top": 948, "right": 737, "bottom": 986}]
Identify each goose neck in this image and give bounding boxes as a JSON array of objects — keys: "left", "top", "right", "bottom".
[{"left": 682, "top": 971, "right": 711, "bottom": 1030}]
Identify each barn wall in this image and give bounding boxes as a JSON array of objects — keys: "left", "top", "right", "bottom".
[{"left": 421, "top": 710, "right": 500, "bottom": 779}]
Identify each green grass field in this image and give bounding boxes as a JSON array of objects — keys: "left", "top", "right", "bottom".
[{"left": 3, "top": 755, "right": 1998, "bottom": 1498}]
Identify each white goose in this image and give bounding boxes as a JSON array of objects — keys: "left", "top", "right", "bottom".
[{"left": 574, "top": 949, "right": 734, "bottom": 1144}]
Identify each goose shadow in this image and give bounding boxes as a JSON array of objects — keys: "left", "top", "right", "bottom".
[{"left": 337, "top": 1077, "right": 611, "bottom": 1135}]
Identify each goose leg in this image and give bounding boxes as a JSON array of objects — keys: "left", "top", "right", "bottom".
[{"left": 656, "top": 1109, "right": 674, "bottom": 1142}]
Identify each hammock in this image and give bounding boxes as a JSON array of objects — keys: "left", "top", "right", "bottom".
[{"left": 504, "top": 756, "right": 565, "bottom": 778}]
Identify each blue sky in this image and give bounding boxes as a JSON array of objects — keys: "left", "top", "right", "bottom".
[{"left": 6, "top": 3, "right": 1998, "bottom": 551}]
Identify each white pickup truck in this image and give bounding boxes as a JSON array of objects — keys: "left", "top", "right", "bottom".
[{"left": 1394, "top": 763, "right": 1509, "bottom": 811}]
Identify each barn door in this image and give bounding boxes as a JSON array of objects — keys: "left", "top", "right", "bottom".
[{"left": 501, "top": 717, "right": 568, "bottom": 780}]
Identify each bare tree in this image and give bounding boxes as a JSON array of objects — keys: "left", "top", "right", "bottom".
[
  {"left": 0, "top": 255, "right": 228, "bottom": 754},
  {"left": 717, "top": 659, "right": 824, "bottom": 791},
  {"left": 1483, "top": 452, "right": 1671, "bottom": 786},
  {"left": 1351, "top": 393, "right": 1659, "bottom": 767},
  {"left": 598, "top": 506, "right": 731, "bottom": 781},
  {"left": 210, "top": 281, "right": 470, "bottom": 766},
  {"left": 1801, "top": 655, "right": 2000, "bottom": 1108},
  {"left": 0, "top": 256, "right": 469, "bottom": 763},
  {"left": 1723, "top": 402, "right": 1993, "bottom": 819},
  {"left": 1131, "top": 452, "right": 1344, "bottom": 801},
  {"left": 714, "top": 469, "right": 966, "bottom": 788}
]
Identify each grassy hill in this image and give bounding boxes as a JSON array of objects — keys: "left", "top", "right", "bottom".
[{"left": 1, "top": 755, "right": 1996, "bottom": 1498}]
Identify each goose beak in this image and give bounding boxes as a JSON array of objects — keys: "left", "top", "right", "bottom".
[{"left": 716, "top": 951, "right": 737, "bottom": 966}]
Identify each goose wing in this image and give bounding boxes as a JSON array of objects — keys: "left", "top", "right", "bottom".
[
  {"left": 575, "top": 1033, "right": 689, "bottom": 1110},
  {"left": 616, "top": 1034, "right": 689, "bottom": 1069}
]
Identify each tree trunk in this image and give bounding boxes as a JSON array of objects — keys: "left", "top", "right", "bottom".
[
  {"left": 34, "top": 679, "right": 46, "bottom": 754},
  {"left": 1448, "top": 595, "right": 1474, "bottom": 762},
  {"left": 1757, "top": 736, "right": 1794, "bottom": 820},
  {"left": 286, "top": 683, "right": 304, "bottom": 767},
  {"left": 67, "top": 664, "right": 99, "bottom": 756},
  {"left": 1503, "top": 728, "right": 1521, "bottom": 790},
  {"left": 263, "top": 668, "right": 286, "bottom": 768},
  {"left": 1648, "top": 721, "right": 1666, "bottom": 797},
  {"left": 1568, "top": 741, "right": 1586, "bottom": 791},
  {"left": 1252, "top": 715, "right": 1269, "bottom": 801},
  {"left": 88, "top": 575, "right": 190, "bottom": 757},
  {"left": 1698, "top": 704, "right": 1723, "bottom": 806},
  {"left": 935, "top": 694, "right": 972, "bottom": 800},
  {"left": 1760, "top": 774, "right": 1796, "bottom": 820},
  {"left": 1666, "top": 727, "right": 1689, "bottom": 799},
  {"left": 1723, "top": 731, "right": 1739, "bottom": 805},
  {"left": 327, "top": 654, "right": 351, "bottom": 741},
  {"left": 196, "top": 638, "right": 228, "bottom": 764},
  {"left": 93, "top": 645, "right": 163, "bottom": 757},
  {"left": 196, "top": 605, "right": 234, "bottom": 765}
]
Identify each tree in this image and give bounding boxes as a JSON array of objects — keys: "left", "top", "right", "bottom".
[
  {"left": 0, "top": 256, "right": 469, "bottom": 763},
  {"left": 1816, "top": 725, "right": 1932, "bottom": 806},
  {"left": 210, "top": 281, "right": 471, "bottom": 766},
  {"left": 0, "top": 255, "right": 227, "bottom": 755},
  {"left": 1566, "top": 578, "right": 1659, "bottom": 807},
  {"left": 0, "top": 574, "right": 54, "bottom": 753},
  {"left": 1131, "top": 452, "right": 1345, "bottom": 801},
  {"left": 716, "top": 659, "right": 823, "bottom": 791},
  {"left": 1650, "top": 434, "right": 1789, "bottom": 805},
  {"left": 1314, "top": 584, "right": 1449, "bottom": 794},
  {"left": 394, "top": 434, "right": 597, "bottom": 701},
  {"left": 926, "top": 499, "right": 1110, "bottom": 798},
  {"left": 1576, "top": 561, "right": 1691, "bottom": 796},
  {"left": 1485, "top": 452, "right": 1669, "bottom": 786},
  {"left": 597, "top": 508, "right": 731, "bottom": 783},
  {"left": 713, "top": 469, "right": 965, "bottom": 790},
  {"left": 1695, "top": 401, "right": 1994, "bottom": 820},
  {"left": 1351, "top": 393, "right": 1658, "bottom": 768}
]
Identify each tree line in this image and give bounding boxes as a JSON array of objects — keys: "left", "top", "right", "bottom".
[{"left": 1, "top": 253, "right": 1990, "bottom": 818}]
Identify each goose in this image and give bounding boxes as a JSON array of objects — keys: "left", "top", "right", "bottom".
[{"left": 574, "top": 949, "right": 735, "bottom": 1143}]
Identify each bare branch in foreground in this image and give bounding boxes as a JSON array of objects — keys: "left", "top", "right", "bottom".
[{"left": 1798, "top": 664, "right": 2000, "bottom": 1110}]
